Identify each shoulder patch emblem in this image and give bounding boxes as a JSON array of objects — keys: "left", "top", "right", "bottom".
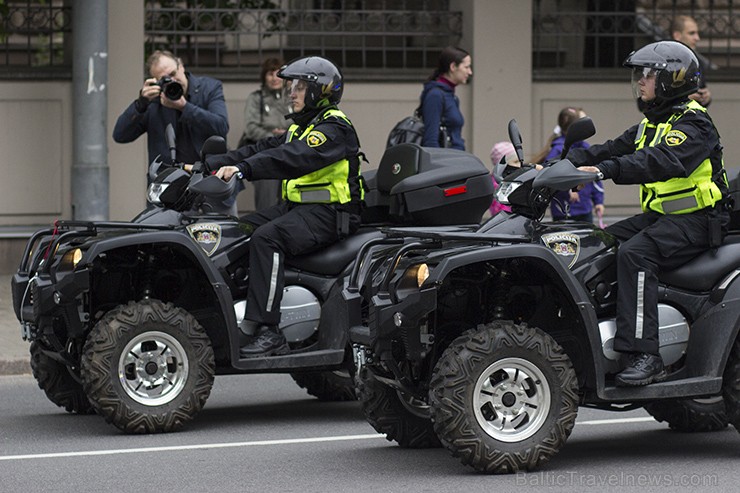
[
  {"left": 665, "top": 129, "right": 687, "bottom": 146},
  {"left": 306, "top": 131, "right": 327, "bottom": 148}
]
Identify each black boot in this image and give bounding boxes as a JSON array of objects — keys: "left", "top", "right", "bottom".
[
  {"left": 615, "top": 352, "right": 667, "bottom": 387},
  {"left": 239, "top": 325, "right": 288, "bottom": 358}
]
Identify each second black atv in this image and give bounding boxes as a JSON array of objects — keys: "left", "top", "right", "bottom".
[{"left": 344, "top": 118, "right": 740, "bottom": 473}]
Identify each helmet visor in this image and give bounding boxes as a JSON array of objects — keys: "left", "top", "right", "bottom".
[
  {"left": 631, "top": 67, "right": 658, "bottom": 100},
  {"left": 282, "top": 79, "right": 308, "bottom": 100}
]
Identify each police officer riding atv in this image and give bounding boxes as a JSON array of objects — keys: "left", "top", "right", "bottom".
[
  {"left": 345, "top": 41, "right": 740, "bottom": 473},
  {"left": 11, "top": 57, "right": 496, "bottom": 434}
]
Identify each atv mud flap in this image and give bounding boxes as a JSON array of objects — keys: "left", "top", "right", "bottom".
[{"left": 348, "top": 286, "right": 436, "bottom": 350}]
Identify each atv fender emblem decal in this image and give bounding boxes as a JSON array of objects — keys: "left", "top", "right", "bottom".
[
  {"left": 541, "top": 232, "right": 580, "bottom": 268},
  {"left": 186, "top": 223, "right": 222, "bottom": 256}
]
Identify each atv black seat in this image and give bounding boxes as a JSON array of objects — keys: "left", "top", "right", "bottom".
[
  {"left": 660, "top": 233, "right": 740, "bottom": 291},
  {"left": 286, "top": 228, "right": 385, "bottom": 276}
]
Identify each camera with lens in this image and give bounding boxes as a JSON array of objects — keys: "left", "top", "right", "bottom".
[{"left": 156, "top": 76, "right": 184, "bottom": 100}]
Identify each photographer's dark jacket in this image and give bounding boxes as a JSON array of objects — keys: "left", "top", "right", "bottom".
[{"left": 113, "top": 73, "right": 229, "bottom": 173}]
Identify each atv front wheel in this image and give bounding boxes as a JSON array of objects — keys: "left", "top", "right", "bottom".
[
  {"left": 430, "top": 321, "right": 578, "bottom": 473},
  {"left": 358, "top": 371, "right": 440, "bottom": 448},
  {"left": 30, "top": 342, "right": 94, "bottom": 414},
  {"left": 81, "top": 299, "right": 215, "bottom": 433},
  {"left": 644, "top": 397, "right": 728, "bottom": 432},
  {"left": 722, "top": 336, "right": 740, "bottom": 431},
  {"left": 290, "top": 370, "right": 357, "bottom": 401}
]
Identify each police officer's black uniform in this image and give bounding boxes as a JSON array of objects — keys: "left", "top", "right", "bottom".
[
  {"left": 567, "top": 41, "right": 730, "bottom": 386},
  {"left": 206, "top": 57, "right": 362, "bottom": 357}
]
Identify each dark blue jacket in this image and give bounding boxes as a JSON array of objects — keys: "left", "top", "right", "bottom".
[
  {"left": 420, "top": 80, "right": 465, "bottom": 150},
  {"left": 113, "top": 73, "right": 229, "bottom": 170}
]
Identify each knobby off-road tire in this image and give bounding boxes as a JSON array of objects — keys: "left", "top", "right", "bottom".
[
  {"left": 30, "top": 342, "right": 95, "bottom": 414},
  {"left": 81, "top": 299, "right": 215, "bottom": 434},
  {"left": 290, "top": 370, "right": 357, "bottom": 401},
  {"left": 722, "top": 335, "right": 740, "bottom": 432},
  {"left": 430, "top": 321, "right": 579, "bottom": 474},
  {"left": 644, "top": 397, "right": 728, "bottom": 432},
  {"left": 358, "top": 370, "right": 441, "bottom": 448}
]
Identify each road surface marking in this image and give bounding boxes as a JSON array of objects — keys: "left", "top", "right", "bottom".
[{"left": 0, "top": 417, "right": 656, "bottom": 461}]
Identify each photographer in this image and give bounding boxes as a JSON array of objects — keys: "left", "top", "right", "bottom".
[{"left": 113, "top": 50, "right": 229, "bottom": 183}]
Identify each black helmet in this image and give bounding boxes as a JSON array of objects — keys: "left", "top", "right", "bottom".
[
  {"left": 623, "top": 40, "right": 700, "bottom": 103},
  {"left": 277, "top": 56, "right": 343, "bottom": 109}
]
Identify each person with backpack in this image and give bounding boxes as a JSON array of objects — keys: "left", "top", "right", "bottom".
[
  {"left": 239, "top": 58, "right": 293, "bottom": 210},
  {"left": 420, "top": 46, "right": 472, "bottom": 150}
]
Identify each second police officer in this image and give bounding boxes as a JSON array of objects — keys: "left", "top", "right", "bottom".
[
  {"left": 573, "top": 40, "right": 731, "bottom": 386},
  {"left": 208, "top": 56, "right": 363, "bottom": 358}
]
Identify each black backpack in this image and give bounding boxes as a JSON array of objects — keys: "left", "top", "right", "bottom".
[
  {"left": 386, "top": 87, "right": 450, "bottom": 149},
  {"left": 386, "top": 109, "right": 425, "bottom": 148}
]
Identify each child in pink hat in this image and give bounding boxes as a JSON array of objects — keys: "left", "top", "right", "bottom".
[{"left": 489, "top": 142, "right": 515, "bottom": 215}]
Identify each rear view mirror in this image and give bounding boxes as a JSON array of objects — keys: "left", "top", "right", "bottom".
[
  {"left": 561, "top": 117, "right": 596, "bottom": 159},
  {"left": 200, "top": 136, "right": 228, "bottom": 161}
]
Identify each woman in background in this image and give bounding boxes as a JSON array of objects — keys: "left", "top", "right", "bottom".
[
  {"left": 420, "top": 46, "right": 472, "bottom": 150},
  {"left": 239, "top": 58, "right": 292, "bottom": 210}
]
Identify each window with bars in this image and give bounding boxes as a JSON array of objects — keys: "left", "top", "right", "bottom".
[
  {"left": 533, "top": 0, "right": 740, "bottom": 80},
  {"left": 144, "top": 0, "right": 463, "bottom": 80},
  {"left": 0, "top": 0, "right": 71, "bottom": 77}
]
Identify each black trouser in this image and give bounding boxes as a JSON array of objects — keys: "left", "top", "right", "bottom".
[
  {"left": 606, "top": 208, "right": 728, "bottom": 355},
  {"left": 241, "top": 202, "right": 360, "bottom": 325}
]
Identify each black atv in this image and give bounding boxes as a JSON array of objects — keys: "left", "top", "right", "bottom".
[
  {"left": 10, "top": 139, "right": 494, "bottom": 434},
  {"left": 344, "top": 118, "right": 740, "bottom": 473}
]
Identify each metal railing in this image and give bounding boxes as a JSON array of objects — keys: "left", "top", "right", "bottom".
[
  {"left": 534, "top": 0, "right": 740, "bottom": 81},
  {"left": 0, "top": 0, "right": 71, "bottom": 77},
  {"left": 144, "top": 1, "right": 463, "bottom": 80}
]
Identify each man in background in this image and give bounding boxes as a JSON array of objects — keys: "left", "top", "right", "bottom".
[{"left": 671, "top": 15, "right": 712, "bottom": 107}]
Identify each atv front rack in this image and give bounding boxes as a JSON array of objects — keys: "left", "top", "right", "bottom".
[{"left": 19, "top": 220, "right": 175, "bottom": 275}]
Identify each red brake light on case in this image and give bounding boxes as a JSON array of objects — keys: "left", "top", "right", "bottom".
[{"left": 443, "top": 185, "right": 467, "bottom": 197}]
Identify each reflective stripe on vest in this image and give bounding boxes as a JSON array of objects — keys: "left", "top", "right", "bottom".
[
  {"left": 283, "top": 109, "right": 356, "bottom": 204},
  {"left": 634, "top": 100, "right": 724, "bottom": 214}
]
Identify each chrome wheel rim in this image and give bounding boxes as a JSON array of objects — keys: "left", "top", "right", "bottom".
[
  {"left": 118, "top": 331, "right": 189, "bottom": 406},
  {"left": 473, "top": 357, "right": 551, "bottom": 443}
]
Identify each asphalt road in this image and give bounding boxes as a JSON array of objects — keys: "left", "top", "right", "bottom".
[{"left": 1, "top": 373, "right": 738, "bottom": 493}]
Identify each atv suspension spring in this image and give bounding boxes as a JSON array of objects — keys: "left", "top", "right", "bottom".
[
  {"left": 141, "top": 252, "right": 156, "bottom": 300},
  {"left": 490, "top": 270, "right": 510, "bottom": 320}
]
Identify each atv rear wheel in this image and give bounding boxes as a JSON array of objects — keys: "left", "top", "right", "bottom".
[
  {"left": 81, "top": 299, "right": 215, "bottom": 433},
  {"left": 722, "top": 336, "right": 740, "bottom": 431},
  {"left": 30, "top": 342, "right": 94, "bottom": 414},
  {"left": 290, "top": 370, "right": 357, "bottom": 401},
  {"left": 644, "top": 397, "right": 728, "bottom": 432},
  {"left": 358, "top": 371, "right": 441, "bottom": 448},
  {"left": 430, "top": 321, "right": 578, "bottom": 473}
]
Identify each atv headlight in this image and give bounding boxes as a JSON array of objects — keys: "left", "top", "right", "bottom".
[
  {"left": 147, "top": 182, "right": 170, "bottom": 205},
  {"left": 59, "top": 248, "right": 83, "bottom": 271},
  {"left": 416, "top": 263, "right": 429, "bottom": 287},
  {"left": 398, "top": 263, "right": 431, "bottom": 291},
  {"left": 496, "top": 181, "right": 522, "bottom": 205}
]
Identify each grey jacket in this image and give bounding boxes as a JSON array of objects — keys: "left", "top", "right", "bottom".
[{"left": 242, "top": 88, "right": 292, "bottom": 143}]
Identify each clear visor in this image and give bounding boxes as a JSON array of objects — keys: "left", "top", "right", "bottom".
[
  {"left": 282, "top": 79, "right": 308, "bottom": 99},
  {"left": 630, "top": 67, "right": 658, "bottom": 99}
]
